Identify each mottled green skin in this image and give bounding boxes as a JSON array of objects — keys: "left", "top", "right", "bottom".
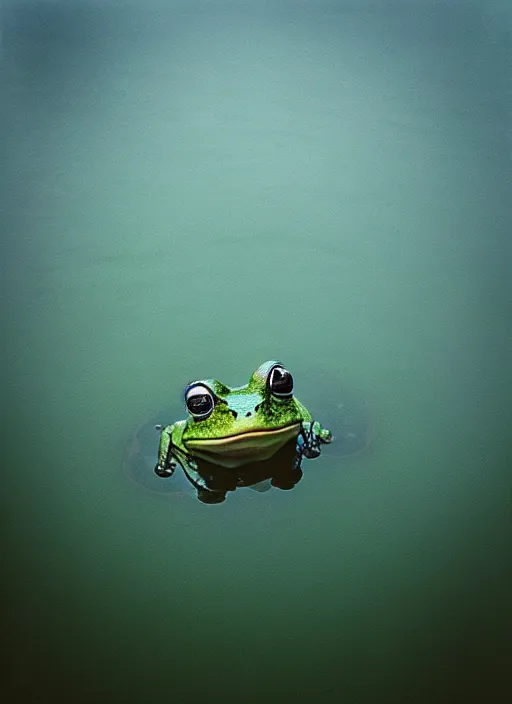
[
  {"left": 156, "top": 361, "right": 331, "bottom": 478},
  {"left": 182, "top": 370, "right": 311, "bottom": 443}
]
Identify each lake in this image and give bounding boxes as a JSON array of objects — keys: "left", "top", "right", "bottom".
[{"left": 2, "top": 1, "right": 511, "bottom": 702}]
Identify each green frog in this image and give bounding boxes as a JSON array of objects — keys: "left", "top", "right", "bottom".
[{"left": 155, "top": 360, "right": 332, "bottom": 493}]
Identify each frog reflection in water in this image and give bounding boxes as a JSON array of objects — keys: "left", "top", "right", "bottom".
[{"left": 155, "top": 360, "right": 332, "bottom": 503}]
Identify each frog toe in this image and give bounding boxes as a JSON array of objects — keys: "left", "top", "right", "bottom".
[
  {"left": 154, "top": 463, "right": 175, "bottom": 478},
  {"left": 303, "top": 447, "right": 321, "bottom": 459},
  {"left": 320, "top": 429, "right": 333, "bottom": 444}
]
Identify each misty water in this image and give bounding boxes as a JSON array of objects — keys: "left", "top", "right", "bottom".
[{"left": 2, "top": 1, "right": 511, "bottom": 702}]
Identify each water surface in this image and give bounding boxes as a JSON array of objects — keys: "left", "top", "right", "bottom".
[{"left": 2, "top": 1, "right": 511, "bottom": 702}]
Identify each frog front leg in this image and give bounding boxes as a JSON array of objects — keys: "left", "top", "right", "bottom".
[
  {"left": 295, "top": 420, "right": 332, "bottom": 469},
  {"left": 154, "top": 422, "right": 222, "bottom": 498},
  {"left": 154, "top": 424, "right": 178, "bottom": 477},
  {"left": 154, "top": 421, "right": 195, "bottom": 478}
]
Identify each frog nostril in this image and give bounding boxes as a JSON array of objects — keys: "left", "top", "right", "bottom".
[{"left": 245, "top": 411, "right": 252, "bottom": 417}]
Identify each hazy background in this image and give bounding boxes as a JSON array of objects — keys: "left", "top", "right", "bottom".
[{"left": 2, "top": 1, "right": 511, "bottom": 701}]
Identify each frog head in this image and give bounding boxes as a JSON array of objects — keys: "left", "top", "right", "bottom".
[{"left": 181, "top": 360, "right": 312, "bottom": 468}]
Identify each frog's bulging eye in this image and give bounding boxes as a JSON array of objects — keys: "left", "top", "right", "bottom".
[
  {"left": 185, "top": 384, "right": 214, "bottom": 419},
  {"left": 268, "top": 365, "right": 293, "bottom": 399}
]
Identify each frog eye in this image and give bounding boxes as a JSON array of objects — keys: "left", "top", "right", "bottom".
[
  {"left": 185, "top": 384, "right": 214, "bottom": 419},
  {"left": 268, "top": 365, "right": 294, "bottom": 399}
]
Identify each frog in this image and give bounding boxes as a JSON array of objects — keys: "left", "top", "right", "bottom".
[{"left": 154, "top": 360, "right": 332, "bottom": 495}]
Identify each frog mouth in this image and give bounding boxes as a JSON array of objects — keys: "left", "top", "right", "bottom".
[{"left": 184, "top": 423, "right": 301, "bottom": 469}]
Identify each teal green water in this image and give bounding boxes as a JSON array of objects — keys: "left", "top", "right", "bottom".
[{"left": 2, "top": 2, "right": 511, "bottom": 702}]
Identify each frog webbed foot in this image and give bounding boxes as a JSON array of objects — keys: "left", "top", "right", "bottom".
[
  {"left": 296, "top": 421, "right": 332, "bottom": 462},
  {"left": 154, "top": 460, "right": 176, "bottom": 478},
  {"left": 154, "top": 435, "right": 194, "bottom": 479}
]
